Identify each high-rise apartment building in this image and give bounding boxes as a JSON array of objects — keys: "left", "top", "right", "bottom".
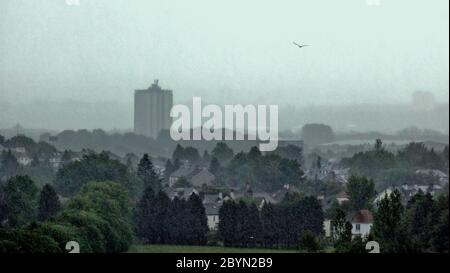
[{"left": 134, "top": 80, "right": 173, "bottom": 139}]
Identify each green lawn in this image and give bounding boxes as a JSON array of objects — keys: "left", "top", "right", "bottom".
[{"left": 128, "top": 245, "right": 298, "bottom": 253}]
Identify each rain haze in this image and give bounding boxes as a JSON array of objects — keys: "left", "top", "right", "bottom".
[{"left": 0, "top": 0, "right": 448, "bottom": 132}]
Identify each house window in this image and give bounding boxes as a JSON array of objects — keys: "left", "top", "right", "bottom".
[{"left": 356, "top": 224, "right": 361, "bottom": 231}]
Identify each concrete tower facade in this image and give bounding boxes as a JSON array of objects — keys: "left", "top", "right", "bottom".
[{"left": 134, "top": 80, "right": 173, "bottom": 139}]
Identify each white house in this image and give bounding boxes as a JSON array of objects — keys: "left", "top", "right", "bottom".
[
  {"left": 17, "top": 156, "right": 33, "bottom": 166},
  {"left": 323, "top": 219, "right": 332, "bottom": 238},
  {"left": 49, "top": 156, "right": 63, "bottom": 169},
  {"left": 205, "top": 203, "right": 220, "bottom": 230},
  {"left": 351, "top": 209, "right": 374, "bottom": 238}
]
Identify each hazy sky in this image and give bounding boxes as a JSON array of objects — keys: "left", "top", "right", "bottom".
[{"left": 0, "top": 0, "right": 449, "bottom": 129}]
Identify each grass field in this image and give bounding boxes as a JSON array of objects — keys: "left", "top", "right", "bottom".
[{"left": 128, "top": 245, "right": 298, "bottom": 253}]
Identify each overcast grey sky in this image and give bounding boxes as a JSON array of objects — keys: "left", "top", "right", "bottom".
[{"left": 0, "top": 0, "right": 448, "bottom": 130}]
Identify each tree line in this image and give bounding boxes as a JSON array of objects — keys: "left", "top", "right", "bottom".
[
  {"left": 341, "top": 140, "right": 448, "bottom": 179},
  {"left": 134, "top": 187, "right": 208, "bottom": 246},
  {"left": 218, "top": 193, "right": 324, "bottom": 249}
]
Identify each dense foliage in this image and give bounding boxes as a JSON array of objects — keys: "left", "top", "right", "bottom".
[
  {"left": 341, "top": 140, "right": 449, "bottom": 191},
  {"left": 54, "top": 151, "right": 141, "bottom": 197},
  {"left": 219, "top": 193, "right": 324, "bottom": 249},
  {"left": 134, "top": 187, "right": 208, "bottom": 246}
]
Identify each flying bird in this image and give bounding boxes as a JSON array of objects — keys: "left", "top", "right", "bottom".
[{"left": 293, "top": 42, "right": 309, "bottom": 49}]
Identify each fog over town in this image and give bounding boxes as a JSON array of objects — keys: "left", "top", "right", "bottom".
[
  {"left": 0, "top": 0, "right": 449, "bottom": 256},
  {"left": 0, "top": 0, "right": 448, "bottom": 133}
]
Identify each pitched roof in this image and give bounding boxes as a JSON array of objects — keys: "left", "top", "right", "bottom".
[
  {"left": 165, "top": 187, "right": 198, "bottom": 200},
  {"left": 352, "top": 209, "right": 374, "bottom": 224},
  {"left": 170, "top": 166, "right": 198, "bottom": 178},
  {"left": 252, "top": 192, "right": 276, "bottom": 204},
  {"left": 204, "top": 203, "right": 220, "bottom": 215},
  {"left": 203, "top": 194, "right": 221, "bottom": 204},
  {"left": 191, "top": 169, "right": 215, "bottom": 187},
  {"left": 336, "top": 191, "right": 349, "bottom": 199}
]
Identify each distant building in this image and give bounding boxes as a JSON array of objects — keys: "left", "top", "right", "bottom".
[
  {"left": 336, "top": 191, "right": 350, "bottom": 205},
  {"left": 134, "top": 80, "right": 173, "bottom": 139},
  {"left": 190, "top": 168, "right": 215, "bottom": 188},
  {"left": 323, "top": 219, "right": 332, "bottom": 238},
  {"left": 169, "top": 166, "right": 216, "bottom": 189},
  {"left": 12, "top": 147, "right": 26, "bottom": 154},
  {"left": 169, "top": 165, "right": 198, "bottom": 187},
  {"left": 17, "top": 156, "right": 32, "bottom": 166},
  {"left": 204, "top": 203, "right": 220, "bottom": 230},
  {"left": 351, "top": 209, "right": 373, "bottom": 238}
]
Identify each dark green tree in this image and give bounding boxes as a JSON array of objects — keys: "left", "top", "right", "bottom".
[
  {"left": 133, "top": 186, "right": 158, "bottom": 244},
  {"left": 54, "top": 151, "right": 140, "bottom": 197},
  {"left": 346, "top": 175, "right": 376, "bottom": 212},
  {"left": 209, "top": 157, "right": 221, "bottom": 175},
  {"left": 37, "top": 184, "right": 61, "bottom": 221},
  {"left": 246, "top": 203, "right": 263, "bottom": 247},
  {"left": 137, "top": 154, "right": 161, "bottom": 192},
  {"left": 0, "top": 175, "right": 38, "bottom": 227},
  {"left": 430, "top": 194, "right": 449, "bottom": 253},
  {"left": 187, "top": 193, "right": 208, "bottom": 245},
  {"left": 372, "top": 189, "right": 414, "bottom": 253},
  {"left": 218, "top": 201, "right": 238, "bottom": 247},
  {"left": 404, "top": 191, "right": 434, "bottom": 250},
  {"left": 0, "top": 150, "right": 20, "bottom": 178},
  {"left": 332, "top": 208, "right": 353, "bottom": 252},
  {"left": 298, "top": 230, "right": 321, "bottom": 253},
  {"left": 64, "top": 181, "right": 133, "bottom": 252},
  {"left": 212, "top": 142, "right": 234, "bottom": 162},
  {"left": 154, "top": 190, "right": 171, "bottom": 244},
  {"left": 261, "top": 203, "right": 278, "bottom": 248}
]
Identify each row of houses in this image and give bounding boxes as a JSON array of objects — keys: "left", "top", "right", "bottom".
[
  {"left": 0, "top": 145, "right": 34, "bottom": 167},
  {"left": 164, "top": 183, "right": 288, "bottom": 231},
  {"left": 0, "top": 145, "right": 81, "bottom": 169},
  {"left": 165, "top": 184, "right": 376, "bottom": 237}
]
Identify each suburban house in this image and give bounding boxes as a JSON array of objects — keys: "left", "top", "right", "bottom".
[
  {"left": 190, "top": 168, "right": 215, "bottom": 188},
  {"left": 416, "top": 169, "right": 449, "bottom": 185},
  {"left": 336, "top": 191, "right": 350, "bottom": 205},
  {"left": 17, "top": 156, "right": 33, "bottom": 166},
  {"left": 323, "top": 219, "right": 332, "bottom": 238},
  {"left": 169, "top": 165, "right": 198, "bottom": 187},
  {"left": 251, "top": 192, "right": 277, "bottom": 209},
  {"left": 169, "top": 165, "right": 215, "bottom": 189},
  {"left": 49, "top": 156, "right": 63, "bottom": 169},
  {"left": 375, "top": 184, "right": 447, "bottom": 205},
  {"left": 351, "top": 209, "right": 374, "bottom": 238},
  {"left": 204, "top": 203, "right": 220, "bottom": 230}
]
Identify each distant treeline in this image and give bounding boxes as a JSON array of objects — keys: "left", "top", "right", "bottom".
[
  {"left": 39, "top": 129, "right": 260, "bottom": 158},
  {"left": 341, "top": 140, "right": 449, "bottom": 190}
]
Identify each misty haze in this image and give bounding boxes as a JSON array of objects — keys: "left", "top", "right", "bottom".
[
  {"left": 0, "top": 0, "right": 448, "bottom": 257},
  {"left": 0, "top": 0, "right": 448, "bottom": 133}
]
